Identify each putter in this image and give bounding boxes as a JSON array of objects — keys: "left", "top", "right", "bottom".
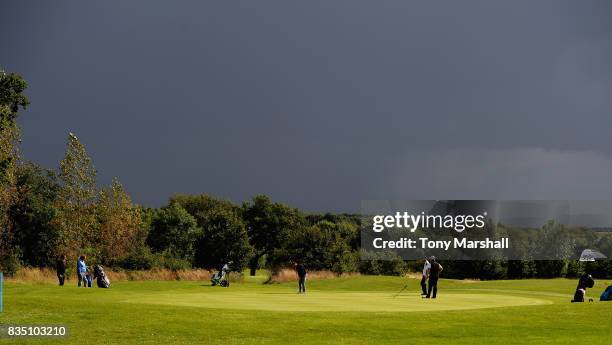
[{"left": 393, "top": 284, "right": 408, "bottom": 298}]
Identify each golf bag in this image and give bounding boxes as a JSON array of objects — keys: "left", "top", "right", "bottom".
[
  {"left": 600, "top": 286, "right": 612, "bottom": 301},
  {"left": 211, "top": 261, "right": 232, "bottom": 287},
  {"left": 571, "top": 273, "right": 594, "bottom": 302},
  {"left": 94, "top": 265, "right": 110, "bottom": 288}
]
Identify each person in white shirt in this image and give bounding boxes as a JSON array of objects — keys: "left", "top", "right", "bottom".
[{"left": 421, "top": 259, "right": 431, "bottom": 296}]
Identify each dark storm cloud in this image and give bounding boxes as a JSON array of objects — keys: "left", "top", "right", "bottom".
[{"left": 1, "top": 1, "right": 612, "bottom": 212}]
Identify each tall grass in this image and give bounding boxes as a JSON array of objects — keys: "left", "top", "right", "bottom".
[
  {"left": 265, "top": 268, "right": 360, "bottom": 283},
  {"left": 8, "top": 267, "right": 58, "bottom": 284},
  {"left": 8, "top": 267, "right": 356, "bottom": 284},
  {"left": 7, "top": 267, "right": 214, "bottom": 284},
  {"left": 106, "top": 269, "right": 213, "bottom": 282}
]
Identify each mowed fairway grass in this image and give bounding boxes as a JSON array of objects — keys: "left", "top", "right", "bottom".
[{"left": 1, "top": 275, "right": 611, "bottom": 344}]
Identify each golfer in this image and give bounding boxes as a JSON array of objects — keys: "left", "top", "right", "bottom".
[
  {"left": 295, "top": 261, "right": 307, "bottom": 294},
  {"left": 420, "top": 258, "right": 430, "bottom": 296},
  {"left": 77, "top": 255, "right": 88, "bottom": 288},
  {"left": 426, "top": 256, "right": 443, "bottom": 299},
  {"left": 56, "top": 255, "right": 66, "bottom": 286}
]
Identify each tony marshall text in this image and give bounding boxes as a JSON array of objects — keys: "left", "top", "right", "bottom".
[{"left": 372, "top": 237, "right": 509, "bottom": 250}]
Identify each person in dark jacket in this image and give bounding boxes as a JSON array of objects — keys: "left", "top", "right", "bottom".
[
  {"left": 294, "top": 261, "right": 307, "bottom": 294},
  {"left": 426, "top": 256, "right": 443, "bottom": 299},
  {"left": 56, "top": 255, "right": 66, "bottom": 286}
]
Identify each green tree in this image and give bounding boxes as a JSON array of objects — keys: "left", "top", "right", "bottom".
[
  {"left": 55, "top": 133, "right": 99, "bottom": 259},
  {"left": 170, "top": 194, "right": 236, "bottom": 218},
  {"left": 0, "top": 69, "right": 29, "bottom": 274},
  {"left": 96, "top": 178, "right": 142, "bottom": 265},
  {"left": 194, "top": 207, "right": 253, "bottom": 271},
  {"left": 11, "top": 162, "right": 61, "bottom": 267},
  {"left": 272, "top": 220, "right": 358, "bottom": 274},
  {"left": 147, "top": 202, "right": 200, "bottom": 261},
  {"left": 167, "top": 194, "right": 253, "bottom": 271},
  {"left": 0, "top": 69, "right": 29, "bottom": 182},
  {"left": 242, "top": 195, "right": 304, "bottom": 275},
  {"left": 118, "top": 207, "right": 156, "bottom": 270}
]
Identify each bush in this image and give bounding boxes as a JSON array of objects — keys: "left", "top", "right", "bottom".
[
  {"left": 118, "top": 245, "right": 155, "bottom": 270},
  {"left": 479, "top": 261, "right": 507, "bottom": 280},
  {"left": 359, "top": 251, "right": 408, "bottom": 276},
  {"left": 534, "top": 260, "right": 567, "bottom": 278},
  {"left": 442, "top": 261, "right": 506, "bottom": 280},
  {"left": 330, "top": 250, "right": 359, "bottom": 275},
  {"left": 507, "top": 260, "right": 536, "bottom": 279},
  {"left": 565, "top": 260, "right": 584, "bottom": 278},
  {"left": 583, "top": 260, "right": 612, "bottom": 279},
  {"left": 0, "top": 252, "right": 21, "bottom": 276},
  {"left": 153, "top": 254, "right": 192, "bottom": 271}
]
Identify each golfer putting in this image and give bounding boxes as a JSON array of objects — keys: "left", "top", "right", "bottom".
[
  {"left": 426, "top": 256, "right": 443, "bottom": 299},
  {"left": 394, "top": 256, "right": 442, "bottom": 299}
]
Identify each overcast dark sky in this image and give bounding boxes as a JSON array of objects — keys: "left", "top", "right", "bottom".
[{"left": 2, "top": 1, "right": 612, "bottom": 212}]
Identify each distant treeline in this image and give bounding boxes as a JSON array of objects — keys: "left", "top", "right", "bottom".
[{"left": 1, "top": 70, "right": 610, "bottom": 280}]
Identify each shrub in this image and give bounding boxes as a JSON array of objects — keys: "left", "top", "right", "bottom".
[
  {"left": 148, "top": 251, "right": 192, "bottom": 271},
  {"left": 0, "top": 252, "right": 21, "bottom": 276},
  {"left": 565, "top": 260, "right": 585, "bottom": 278},
  {"left": 535, "top": 260, "right": 567, "bottom": 278},
  {"left": 118, "top": 245, "right": 155, "bottom": 270},
  {"left": 507, "top": 260, "right": 536, "bottom": 279},
  {"left": 359, "top": 251, "right": 408, "bottom": 276}
]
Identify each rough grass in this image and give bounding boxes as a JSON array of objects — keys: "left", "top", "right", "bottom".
[
  {"left": 1, "top": 275, "right": 611, "bottom": 344},
  {"left": 9, "top": 267, "right": 356, "bottom": 284},
  {"left": 7, "top": 267, "right": 214, "bottom": 283},
  {"left": 266, "top": 268, "right": 360, "bottom": 283}
]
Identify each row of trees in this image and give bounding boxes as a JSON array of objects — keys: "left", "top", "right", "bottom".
[
  {"left": 0, "top": 70, "right": 139, "bottom": 274},
  {"left": 437, "top": 259, "right": 612, "bottom": 280},
  {"left": 1, "top": 70, "right": 374, "bottom": 276},
  {"left": 140, "top": 194, "right": 365, "bottom": 275},
  {"left": 1, "top": 69, "right": 610, "bottom": 279}
]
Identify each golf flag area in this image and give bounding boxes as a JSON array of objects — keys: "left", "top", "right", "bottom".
[{"left": 1, "top": 272, "right": 3, "bottom": 312}]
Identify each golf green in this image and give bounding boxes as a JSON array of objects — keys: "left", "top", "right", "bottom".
[
  {"left": 1, "top": 276, "right": 611, "bottom": 344},
  {"left": 123, "top": 290, "right": 551, "bottom": 312}
]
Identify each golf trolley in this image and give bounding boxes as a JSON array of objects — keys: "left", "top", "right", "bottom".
[{"left": 211, "top": 261, "right": 232, "bottom": 287}]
